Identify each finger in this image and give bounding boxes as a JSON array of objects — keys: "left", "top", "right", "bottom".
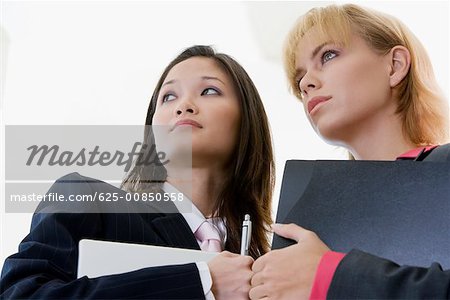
[
  {"left": 242, "top": 257, "right": 255, "bottom": 270},
  {"left": 250, "top": 271, "right": 264, "bottom": 287},
  {"left": 252, "top": 255, "right": 266, "bottom": 272},
  {"left": 245, "top": 270, "right": 255, "bottom": 286},
  {"left": 242, "top": 255, "right": 255, "bottom": 266},
  {"left": 249, "top": 285, "right": 268, "bottom": 300},
  {"left": 271, "top": 223, "right": 307, "bottom": 242},
  {"left": 239, "top": 278, "right": 252, "bottom": 294},
  {"left": 220, "top": 250, "right": 239, "bottom": 257}
]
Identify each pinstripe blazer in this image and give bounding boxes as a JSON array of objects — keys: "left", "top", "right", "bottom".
[{"left": 0, "top": 172, "right": 205, "bottom": 299}]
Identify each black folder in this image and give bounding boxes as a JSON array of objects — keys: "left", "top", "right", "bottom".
[{"left": 272, "top": 160, "right": 450, "bottom": 268}]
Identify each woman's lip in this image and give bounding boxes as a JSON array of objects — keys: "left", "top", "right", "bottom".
[
  {"left": 171, "top": 119, "right": 203, "bottom": 131},
  {"left": 307, "top": 96, "right": 332, "bottom": 114}
]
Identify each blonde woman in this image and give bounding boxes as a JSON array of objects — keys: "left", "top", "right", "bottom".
[{"left": 251, "top": 4, "right": 449, "bottom": 299}]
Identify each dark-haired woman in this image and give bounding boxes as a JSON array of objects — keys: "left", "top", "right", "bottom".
[{"left": 1, "top": 45, "right": 275, "bottom": 299}]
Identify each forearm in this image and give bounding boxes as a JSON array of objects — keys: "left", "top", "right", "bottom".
[
  {"left": 1, "top": 259, "right": 204, "bottom": 299},
  {"left": 328, "top": 249, "right": 450, "bottom": 299}
]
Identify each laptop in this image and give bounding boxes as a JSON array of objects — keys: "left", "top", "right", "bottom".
[
  {"left": 272, "top": 160, "right": 450, "bottom": 268},
  {"left": 77, "top": 239, "right": 217, "bottom": 278}
]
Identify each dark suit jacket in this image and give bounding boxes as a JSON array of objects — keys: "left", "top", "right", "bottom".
[
  {"left": 0, "top": 173, "right": 205, "bottom": 299},
  {"left": 327, "top": 144, "right": 450, "bottom": 299}
]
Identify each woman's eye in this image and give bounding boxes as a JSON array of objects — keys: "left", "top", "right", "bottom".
[
  {"left": 322, "top": 50, "right": 337, "bottom": 63},
  {"left": 201, "top": 88, "right": 220, "bottom": 96},
  {"left": 162, "top": 93, "right": 176, "bottom": 102}
]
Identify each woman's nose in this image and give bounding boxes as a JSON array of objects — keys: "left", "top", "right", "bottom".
[
  {"left": 176, "top": 107, "right": 195, "bottom": 115},
  {"left": 175, "top": 98, "right": 198, "bottom": 116},
  {"left": 299, "top": 71, "right": 320, "bottom": 96}
]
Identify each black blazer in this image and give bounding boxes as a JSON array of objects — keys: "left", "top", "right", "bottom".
[
  {"left": 0, "top": 173, "right": 205, "bottom": 299},
  {"left": 327, "top": 144, "right": 450, "bottom": 299}
]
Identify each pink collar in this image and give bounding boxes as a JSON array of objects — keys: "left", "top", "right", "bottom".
[{"left": 396, "top": 145, "right": 438, "bottom": 159}]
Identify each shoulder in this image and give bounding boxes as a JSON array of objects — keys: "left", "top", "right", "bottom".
[
  {"left": 54, "top": 172, "right": 101, "bottom": 182},
  {"left": 36, "top": 172, "right": 125, "bottom": 214},
  {"left": 50, "top": 172, "right": 123, "bottom": 194},
  {"left": 423, "top": 143, "right": 450, "bottom": 161},
  {"left": 40, "top": 173, "right": 176, "bottom": 214}
]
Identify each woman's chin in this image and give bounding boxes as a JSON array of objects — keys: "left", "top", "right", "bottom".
[{"left": 315, "top": 124, "right": 348, "bottom": 147}]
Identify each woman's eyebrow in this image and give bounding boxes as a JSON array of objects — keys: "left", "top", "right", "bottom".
[
  {"left": 201, "top": 76, "right": 225, "bottom": 85},
  {"left": 311, "top": 42, "right": 330, "bottom": 59},
  {"left": 162, "top": 76, "right": 225, "bottom": 87},
  {"left": 295, "top": 41, "right": 332, "bottom": 77},
  {"left": 162, "top": 79, "right": 176, "bottom": 87}
]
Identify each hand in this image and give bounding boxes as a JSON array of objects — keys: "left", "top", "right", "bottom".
[
  {"left": 250, "top": 223, "right": 330, "bottom": 300},
  {"left": 208, "top": 251, "right": 254, "bottom": 300}
]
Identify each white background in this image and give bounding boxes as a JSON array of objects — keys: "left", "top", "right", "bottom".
[{"left": 1, "top": 0, "right": 449, "bottom": 270}]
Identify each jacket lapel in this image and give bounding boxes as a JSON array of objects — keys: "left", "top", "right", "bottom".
[{"left": 151, "top": 213, "right": 200, "bottom": 250}]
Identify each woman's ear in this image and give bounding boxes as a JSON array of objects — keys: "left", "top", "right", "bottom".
[{"left": 389, "top": 45, "right": 411, "bottom": 87}]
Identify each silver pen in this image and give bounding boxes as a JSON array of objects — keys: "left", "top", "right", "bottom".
[{"left": 240, "top": 214, "right": 252, "bottom": 255}]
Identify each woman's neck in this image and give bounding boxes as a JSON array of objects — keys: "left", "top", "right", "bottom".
[
  {"left": 340, "top": 112, "right": 417, "bottom": 160},
  {"left": 166, "top": 166, "right": 226, "bottom": 217},
  {"left": 349, "top": 136, "right": 416, "bottom": 160}
]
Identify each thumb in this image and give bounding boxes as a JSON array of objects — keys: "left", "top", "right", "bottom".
[
  {"left": 271, "top": 223, "right": 305, "bottom": 243},
  {"left": 220, "top": 251, "right": 239, "bottom": 257}
]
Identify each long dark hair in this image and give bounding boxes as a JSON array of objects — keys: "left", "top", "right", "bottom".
[{"left": 122, "top": 45, "right": 275, "bottom": 258}]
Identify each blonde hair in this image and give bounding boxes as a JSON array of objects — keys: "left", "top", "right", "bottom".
[{"left": 283, "top": 4, "right": 449, "bottom": 145}]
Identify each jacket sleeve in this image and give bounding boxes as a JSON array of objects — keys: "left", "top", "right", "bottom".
[
  {"left": 1, "top": 174, "right": 205, "bottom": 299},
  {"left": 327, "top": 249, "right": 450, "bottom": 299}
]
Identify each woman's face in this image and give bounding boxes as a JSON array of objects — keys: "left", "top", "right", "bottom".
[
  {"left": 152, "top": 57, "right": 241, "bottom": 168},
  {"left": 295, "top": 28, "right": 397, "bottom": 144}
]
